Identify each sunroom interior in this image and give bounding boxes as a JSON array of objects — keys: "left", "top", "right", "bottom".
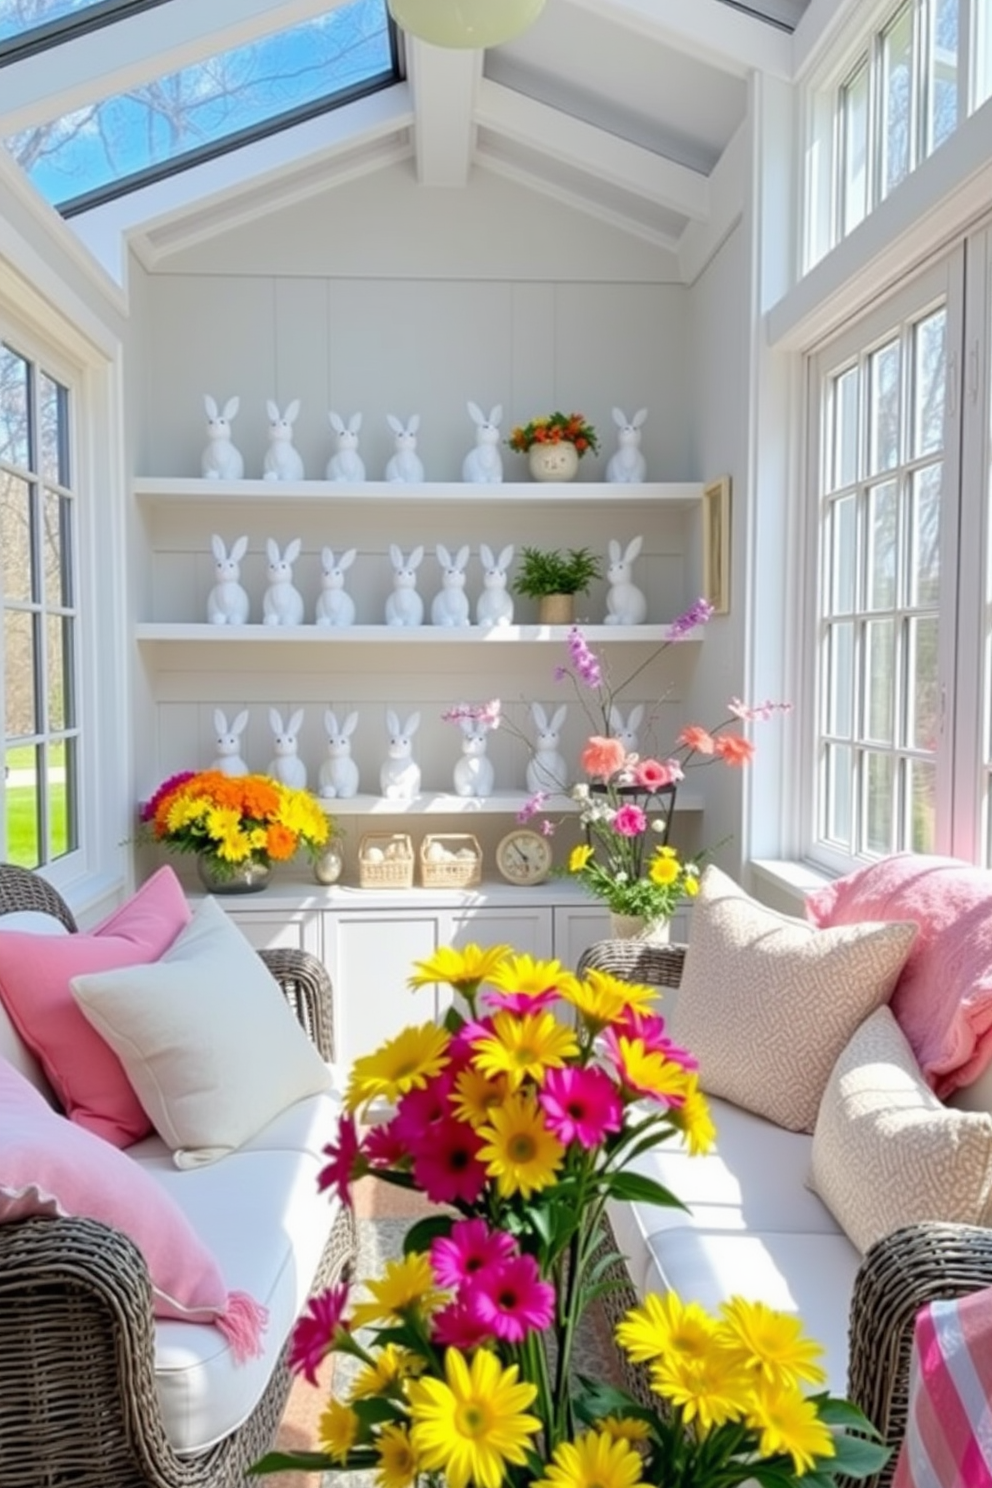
[{"left": 2, "top": 0, "right": 991, "bottom": 946}]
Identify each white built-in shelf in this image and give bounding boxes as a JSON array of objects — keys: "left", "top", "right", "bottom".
[
  {"left": 314, "top": 790, "right": 705, "bottom": 817},
  {"left": 133, "top": 477, "right": 703, "bottom": 507},
  {"left": 135, "top": 623, "right": 705, "bottom": 645}
]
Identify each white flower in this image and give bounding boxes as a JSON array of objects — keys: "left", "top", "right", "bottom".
[{"left": 571, "top": 783, "right": 590, "bottom": 801}]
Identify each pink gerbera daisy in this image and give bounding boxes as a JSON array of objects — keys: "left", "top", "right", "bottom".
[
  {"left": 465, "top": 1254, "right": 555, "bottom": 1343},
  {"left": 287, "top": 1282, "right": 349, "bottom": 1384},
  {"left": 362, "top": 1118, "right": 409, "bottom": 1168},
  {"left": 616, "top": 1011, "right": 699, "bottom": 1068},
  {"left": 430, "top": 1218, "right": 515, "bottom": 1290},
  {"left": 538, "top": 1065, "right": 623, "bottom": 1148},
  {"left": 392, "top": 1072, "right": 455, "bottom": 1146},
  {"left": 408, "top": 1116, "right": 488, "bottom": 1206},
  {"left": 431, "top": 1297, "right": 495, "bottom": 1350},
  {"left": 612, "top": 803, "right": 647, "bottom": 836},
  {"left": 318, "top": 1114, "right": 362, "bottom": 1206}
]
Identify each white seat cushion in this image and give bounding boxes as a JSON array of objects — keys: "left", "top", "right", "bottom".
[{"left": 643, "top": 1228, "right": 860, "bottom": 1397}]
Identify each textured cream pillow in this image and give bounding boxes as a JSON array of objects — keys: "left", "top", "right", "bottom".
[
  {"left": 669, "top": 865, "right": 917, "bottom": 1132},
  {"left": 809, "top": 1007, "right": 992, "bottom": 1253},
  {"left": 70, "top": 896, "right": 332, "bottom": 1167}
]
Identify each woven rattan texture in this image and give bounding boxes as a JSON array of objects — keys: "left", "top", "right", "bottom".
[{"left": 0, "top": 862, "right": 354, "bottom": 1488}]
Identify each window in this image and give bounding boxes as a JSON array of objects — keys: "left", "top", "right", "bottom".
[
  {"left": 804, "top": 226, "right": 992, "bottom": 870},
  {"left": 805, "top": 0, "right": 980, "bottom": 269},
  {"left": 0, "top": 337, "right": 79, "bottom": 869},
  {"left": 0, "top": 1, "right": 169, "bottom": 56}
]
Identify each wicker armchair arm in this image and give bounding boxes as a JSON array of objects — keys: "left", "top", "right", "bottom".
[
  {"left": 576, "top": 938, "right": 687, "bottom": 990},
  {"left": 256, "top": 945, "right": 335, "bottom": 1063},
  {"left": 847, "top": 1220, "right": 992, "bottom": 1487}
]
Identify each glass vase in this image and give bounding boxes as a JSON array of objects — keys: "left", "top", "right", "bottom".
[{"left": 196, "top": 855, "right": 271, "bottom": 894}]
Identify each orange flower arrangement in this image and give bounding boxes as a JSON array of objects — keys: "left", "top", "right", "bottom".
[
  {"left": 139, "top": 769, "right": 329, "bottom": 880},
  {"left": 507, "top": 411, "right": 599, "bottom": 456}
]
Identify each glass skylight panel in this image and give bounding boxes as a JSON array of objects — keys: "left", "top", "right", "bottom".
[
  {"left": 0, "top": 1, "right": 166, "bottom": 52},
  {"left": 4, "top": 0, "right": 394, "bottom": 211}
]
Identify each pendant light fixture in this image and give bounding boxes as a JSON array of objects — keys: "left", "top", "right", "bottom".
[{"left": 387, "top": 0, "right": 546, "bottom": 49}]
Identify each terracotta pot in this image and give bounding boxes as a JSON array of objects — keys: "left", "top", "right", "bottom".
[
  {"left": 528, "top": 442, "right": 580, "bottom": 482},
  {"left": 538, "top": 593, "right": 575, "bottom": 625}
]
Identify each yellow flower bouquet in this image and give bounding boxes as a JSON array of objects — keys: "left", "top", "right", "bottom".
[{"left": 251, "top": 945, "right": 888, "bottom": 1487}]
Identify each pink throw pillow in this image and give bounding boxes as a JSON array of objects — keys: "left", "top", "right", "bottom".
[
  {"left": 0, "top": 867, "right": 191, "bottom": 1145},
  {"left": 0, "top": 1057, "right": 265, "bottom": 1357},
  {"left": 806, "top": 854, "right": 992, "bottom": 1096}
]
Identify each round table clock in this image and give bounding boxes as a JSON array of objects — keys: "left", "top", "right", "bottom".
[{"left": 495, "top": 828, "right": 553, "bottom": 885}]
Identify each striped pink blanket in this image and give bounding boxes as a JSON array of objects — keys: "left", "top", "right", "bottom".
[{"left": 894, "top": 1288, "right": 992, "bottom": 1487}]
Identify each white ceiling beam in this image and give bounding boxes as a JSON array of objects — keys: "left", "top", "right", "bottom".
[
  {"left": 0, "top": 0, "right": 358, "bottom": 133},
  {"left": 406, "top": 37, "right": 479, "bottom": 187},
  {"left": 562, "top": 0, "right": 793, "bottom": 80},
  {"left": 476, "top": 78, "right": 709, "bottom": 221}
]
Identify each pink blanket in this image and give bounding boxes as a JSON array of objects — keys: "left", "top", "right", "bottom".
[{"left": 894, "top": 1288, "right": 992, "bottom": 1487}]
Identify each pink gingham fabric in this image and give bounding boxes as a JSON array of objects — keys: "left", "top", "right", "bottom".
[{"left": 894, "top": 1287, "right": 992, "bottom": 1487}]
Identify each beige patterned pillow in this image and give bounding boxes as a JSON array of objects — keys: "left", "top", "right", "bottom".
[
  {"left": 809, "top": 1007, "right": 992, "bottom": 1253},
  {"left": 669, "top": 865, "right": 917, "bottom": 1132}
]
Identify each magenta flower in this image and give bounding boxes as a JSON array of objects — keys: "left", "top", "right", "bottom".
[
  {"left": 393, "top": 1073, "right": 454, "bottom": 1146},
  {"left": 539, "top": 1065, "right": 623, "bottom": 1148},
  {"left": 665, "top": 597, "right": 714, "bottom": 640},
  {"left": 287, "top": 1282, "right": 349, "bottom": 1384},
  {"left": 430, "top": 1218, "right": 515, "bottom": 1290},
  {"left": 567, "top": 627, "right": 603, "bottom": 688},
  {"left": 465, "top": 1254, "right": 555, "bottom": 1343},
  {"left": 139, "top": 769, "right": 196, "bottom": 822},
  {"left": 409, "top": 1117, "right": 487, "bottom": 1206},
  {"left": 431, "top": 1298, "right": 495, "bottom": 1350},
  {"left": 517, "top": 790, "right": 549, "bottom": 823},
  {"left": 362, "top": 1118, "right": 408, "bottom": 1168},
  {"left": 613, "top": 803, "right": 647, "bottom": 836},
  {"left": 616, "top": 1011, "right": 698, "bottom": 1068},
  {"left": 318, "top": 1113, "right": 362, "bottom": 1207}
]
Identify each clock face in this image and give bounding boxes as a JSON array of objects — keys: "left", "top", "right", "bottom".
[{"left": 496, "top": 829, "right": 553, "bottom": 886}]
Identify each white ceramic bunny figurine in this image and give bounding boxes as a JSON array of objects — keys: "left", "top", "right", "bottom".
[
  {"left": 604, "top": 535, "right": 647, "bottom": 625},
  {"left": 211, "top": 707, "right": 250, "bottom": 776},
  {"left": 453, "top": 716, "right": 495, "bottom": 798},
  {"left": 325, "top": 412, "right": 365, "bottom": 482},
  {"left": 207, "top": 533, "right": 250, "bottom": 625},
  {"left": 475, "top": 543, "right": 515, "bottom": 628},
  {"left": 605, "top": 407, "right": 648, "bottom": 483},
  {"left": 385, "top": 544, "right": 425, "bottom": 627},
  {"left": 608, "top": 702, "right": 645, "bottom": 756},
  {"left": 462, "top": 402, "right": 504, "bottom": 484},
  {"left": 380, "top": 709, "right": 421, "bottom": 800},
  {"left": 267, "top": 707, "right": 308, "bottom": 789},
  {"left": 263, "top": 537, "right": 305, "bottom": 626},
  {"left": 526, "top": 702, "right": 568, "bottom": 795},
  {"left": 263, "top": 399, "right": 305, "bottom": 481},
  {"left": 201, "top": 395, "right": 244, "bottom": 480},
  {"left": 319, "top": 709, "right": 360, "bottom": 799},
  {"left": 430, "top": 543, "right": 471, "bottom": 628},
  {"left": 315, "top": 546, "right": 357, "bottom": 627},
  {"left": 384, "top": 414, "right": 424, "bottom": 483}
]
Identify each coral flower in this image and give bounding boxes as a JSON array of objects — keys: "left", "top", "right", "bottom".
[
  {"left": 535, "top": 1429, "right": 652, "bottom": 1488},
  {"left": 476, "top": 1091, "right": 565, "bottom": 1199},
  {"left": 318, "top": 1113, "right": 363, "bottom": 1206},
  {"left": 581, "top": 735, "right": 628, "bottom": 779},
  {"left": 287, "top": 1282, "right": 350, "bottom": 1384},
  {"left": 466, "top": 1252, "right": 555, "bottom": 1343},
  {"left": 408, "top": 1116, "right": 488, "bottom": 1206},
  {"left": 677, "top": 724, "right": 715, "bottom": 754},
  {"left": 430, "top": 1218, "right": 515, "bottom": 1290},
  {"left": 375, "top": 1422, "right": 420, "bottom": 1488},
  {"left": 538, "top": 1065, "right": 622, "bottom": 1148},
  {"left": 471, "top": 1010, "right": 578, "bottom": 1090},
  {"left": 632, "top": 757, "right": 681, "bottom": 790},
  {"left": 345, "top": 1022, "right": 451, "bottom": 1113},
  {"left": 407, "top": 1347, "right": 540, "bottom": 1488},
  {"left": 713, "top": 732, "right": 756, "bottom": 765}
]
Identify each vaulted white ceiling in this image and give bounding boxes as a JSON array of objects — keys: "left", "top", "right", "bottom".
[{"left": 2, "top": 0, "right": 840, "bottom": 282}]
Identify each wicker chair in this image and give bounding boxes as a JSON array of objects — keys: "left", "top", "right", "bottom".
[
  {"left": 576, "top": 937, "right": 992, "bottom": 1488},
  {"left": 0, "top": 862, "right": 355, "bottom": 1488}
]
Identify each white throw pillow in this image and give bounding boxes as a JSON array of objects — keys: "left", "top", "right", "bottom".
[
  {"left": 70, "top": 896, "right": 332, "bottom": 1167},
  {"left": 809, "top": 1007, "right": 992, "bottom": 1253},
  {"left": 669, "top": 865, "right": 918, "bottom": 1132}
]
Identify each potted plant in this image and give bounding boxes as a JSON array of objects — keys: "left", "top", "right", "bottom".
[
  {"left": 512, "top": 545, "right": 602, "bottom": 624},
  {"left": 507, "top": 411, "right": 599, "bottom": 482}
]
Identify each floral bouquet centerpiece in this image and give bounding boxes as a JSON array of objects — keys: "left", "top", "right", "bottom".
[
  {"left": 139, "top": 769, "right": 330, "bottom": 885},
  {"left": 252, "top": 944, "right": 888, "bottom": 1487},
  {"left": 507, "top": 412, "right": 599, "bottom": 458}
]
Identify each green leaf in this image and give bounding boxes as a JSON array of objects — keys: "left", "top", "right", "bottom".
[
  {"left": 822, "top": 1433, "right": 893, "bottom": 1476},
  {"left": 403, "top": 1214, "right": 454, "bottom": 1254},
  {"left": 351, "top": 1397, "right": 403, "bottom": 1428},
  {"left": 603, "top": 1171, "right": 688, "bottom": 1209},
  {"left": 249, "top": 1451, "right": 342, "bottom": 1473},
  {"left": 571, "top": 1374, "right": 644, "bottom": 1423},
  {"left": 816, "top": 1398, "right": 884, "bottom": 1437}
]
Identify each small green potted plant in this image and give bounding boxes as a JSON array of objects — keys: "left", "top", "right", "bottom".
[{"left": 512, "top": 544, "right": 602, "bottom": 623}]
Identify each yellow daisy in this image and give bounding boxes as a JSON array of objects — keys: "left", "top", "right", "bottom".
[
  {"left": 318, "top": 1397, "right": 359, "bottom": 1463},
  {"left": 717, "top": 1297, "right": 827, "bottom": 1391},
  {"left": 408, "top": 943, "right": 511, "bottom": 993},
  {"left": 535, "top": 1429, "right": 651, "bottom": 1488},
  {"left": 672, "top": 1077, "right": 716, "bottom": 1156},
  {"left": 616, "top": 1292, "right": 716, "bottom": 1366},
  {"left": 747, "top": 1381, "right": 836, "bottom": 1475},
  {"left": 561, "top": 969, "right": 657, "bottom": 1027},
  {"left": 449, "top": 1066, "right": 509, "bottom": 1126},
  {"left": 648, "top": 1348, "right": 752, "bottom": 1433},
  {"left": 375, "top": 1422, "right": 419, "bottom": 1488},
  {"left": 407, "top": 1346, "right": 540, "bottom": 1488},
  {"left": 612, "top": 1036, "right": 695, "bottom": 1105},
  {"left": 471, "top": 1010, "right": 578, "bottom": 1090},
  {"left": 476, "top": 1090, "right": 565, "bottom": 1199},
  {"left": 569, "top": 843, "right": 594, "bottom": 872},
  {"left": 348, "top": 1343, "right": 425, "bottom": 1401},
  {"left": 485, "top": 951, "right": 571, "bottom": 1002},
  {"left": 648, "top": 852, "right": 679, "bottom": 886},
  {"left": 596, "top": 1416, "right": 651, "bottom": 1443},
  {"left": 345, "top": 1022, "right": 451, "bottom": 1113},
  {"left": 350, "top": 1253, "right": 446, "bottom": 1328}
]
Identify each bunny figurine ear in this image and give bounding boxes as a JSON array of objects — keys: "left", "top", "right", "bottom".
[
  {"left": 269, "top": 706, "right": 284, "bottom": 733},
  {"left": 387, "top": 414, "right": 404, "bottom": 435},
  {"left": 404, "top": 711, "right": 421, "bottom": 736},
  {"left": 287, "top": 708, "right": 304, "bottom": 735},
  {"left": 214, "top": 707, "right": 229, "bottom": 733},
  {"left": 467, "top": 401, "right": 485, "bottom": 425},
  {"left": 325, "top": 708, "right": 339, "bottom": 734},
  {"left": 205, "top": 395, "right": 219, "bottom": 418}
]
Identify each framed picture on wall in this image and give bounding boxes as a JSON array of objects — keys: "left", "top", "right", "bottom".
[{"left": 702, "top": 476, "right": 731, "bottom": 614}]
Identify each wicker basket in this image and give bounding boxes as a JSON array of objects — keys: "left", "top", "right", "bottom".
[
  {"left": 358, "top": 832, "right": 414, "bottom": 889},
  {"left": 419, "top": 833, "right": 482, "bottom": 889}
]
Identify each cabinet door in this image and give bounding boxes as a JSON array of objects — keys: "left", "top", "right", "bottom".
[
  {"left": 553, "top": 905, "right": 611, "bottom": 970},
  {"left": 325, "top": 909, "right": 451, "bottom": 1069},
  {"left": 210, "top": 904, "right": 323, "bottom": 958},
  {"left": 441, "top": 905, "right": 553, "bottom": 958}
]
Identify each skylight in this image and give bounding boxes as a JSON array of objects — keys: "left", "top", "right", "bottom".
[{"left": 3, "top": 0, "right": 396, "bottom": 213}]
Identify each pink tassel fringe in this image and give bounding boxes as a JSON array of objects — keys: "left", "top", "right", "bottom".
[{"left": 216, "top": 1290, "right": 269, "bottom": 1363}]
